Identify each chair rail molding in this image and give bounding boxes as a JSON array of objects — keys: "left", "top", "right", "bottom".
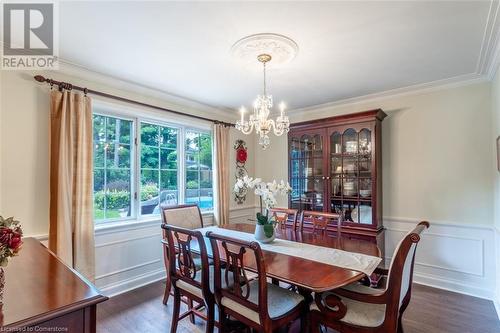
[
  {"left": 27, "top": 214, "right": 498, "bottom": 304},
  {"left": 384, "top": 216, "right": 496, "bottom": 301}
]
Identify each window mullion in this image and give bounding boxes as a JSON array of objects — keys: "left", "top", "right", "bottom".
[
  {"left": 198, "top": 133, "right": 201, "bottom": 202},
  {"left": 157, "top": 126, "right": 161, "bottom": 210},
  {"left": 179, "top": 127, "right": 186, "bottom": 205},
  {"left": 135, "top": 119, "right": 141, "bottom": 219}
]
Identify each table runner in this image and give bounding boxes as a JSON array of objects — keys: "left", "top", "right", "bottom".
[{"left": 197, "top": 226, "right": 381, "bottom": 276}]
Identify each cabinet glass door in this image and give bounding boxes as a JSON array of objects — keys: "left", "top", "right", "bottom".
[
  {"left": 329, "top": 126, "right": 373, "bottom": 225},
  {"left": 290, "top": 133, "right": 324, "bottom": 211}
]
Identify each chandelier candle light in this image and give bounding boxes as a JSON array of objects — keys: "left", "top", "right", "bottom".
[{"left": 236, "top": 53, "right": 290, "bottom": 149}]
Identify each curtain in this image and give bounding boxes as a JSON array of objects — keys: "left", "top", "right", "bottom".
[
  {"left": 213, "top": 123, "right": 230, "bottom": 225},
  {"left": 49, "top": 90, "right": 95, "bottom": 280}
]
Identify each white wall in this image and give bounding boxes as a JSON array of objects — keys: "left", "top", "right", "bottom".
[
  {"left": 0, "top": 65, "right": 235, "bottom": 295},
  {"left": 255, "top": 81, "right": 497, "bottom": 300},
  {"left": 491, "top": 67, "right": 500, "bottom": 316},
  {"left": 1, "top": 65, "right": 498, "bottom": 301},
  {"left": 257, "top": 82, "right": 493, "bottom": 225}
]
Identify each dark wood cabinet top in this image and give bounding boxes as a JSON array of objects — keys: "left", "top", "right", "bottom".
[{"left": 0, "top": 238, "right": 108, "bottom": 328}]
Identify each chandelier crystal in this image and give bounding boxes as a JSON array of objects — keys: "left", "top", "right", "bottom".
[{"left": 235, "top": 54, "right": 290, "bottom": 149}]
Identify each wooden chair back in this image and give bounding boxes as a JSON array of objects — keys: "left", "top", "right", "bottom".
[
  {"left": 384, "top": 221, "right": 429, "bottom": 329},
  {"left": 206, "top": 232, "right": 270, "bottom": 326},
  {"left": 160, "top": 204, "right": 204, "bottom": 298},
  {"left": 300, "top": 210, "right": 340, "bottom": 235},
  {"left": 268, "top": 207, "right": 299, "bottom": 230},
  {"left": 161, "top": 224, "right": 211, "bottom": 300},
  {"left": 161, "top": 204, "right": 204, "bottom": 230}
]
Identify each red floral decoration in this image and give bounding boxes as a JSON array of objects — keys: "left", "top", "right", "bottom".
[
  {"left": 0, "top": 216, "right": 23, "bottom": 266},
  {"left": 236, "top": 147, "right": 247, "bottom": 163}
]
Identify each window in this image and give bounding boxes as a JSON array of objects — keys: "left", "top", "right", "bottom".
[
  {"left": 92, "top": 112, "right": 213, "bottom": 224},
  {"left": 140, "top": 122, "right": 178, "bottom": 216},
  {"left": 185, "top": 130, "right": 213, "bottom": 211},
  {"left": 93, "top": 115, "right": 134, "bottom": 221}
]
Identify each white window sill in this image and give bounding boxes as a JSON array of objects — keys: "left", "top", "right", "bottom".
[{"left": 94, "top": 211, "right": 214, "bottom": 235}]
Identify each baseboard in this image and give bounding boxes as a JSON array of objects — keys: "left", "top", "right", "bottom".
[
  {"left": 494, "top": 298, "right": 500, "bottom": 321},
  {"left": 412, "top": 272, "right": 494, "bottom": 300},
  {"left": 99, "top": 268, "right": 166, "bottom": 298}
]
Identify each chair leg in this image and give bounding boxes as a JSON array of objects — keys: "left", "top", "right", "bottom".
[
  {"left": 205, "top": 303, "right": 215, "bottom": 333},
  {"left": 398, "top": 295, "right": 410, "bottom": 333},
  {"left": 188, "top": 297, "right": 196, "bottom": 324},
  {"left": 309, "top": 312, "right": 321, "bottom": 333},
  {"left": 397, "top": 313, "right": 405, "bottom": 333},
  {"left": 219, "top": 307, "right": 227, "bottom": 333},
  {"left": 300, "top": 310, "right": 307, "bottom": 333},
  {"left": 170, "top": 289, "right": 181, "bottom": 333},
  {"left": 162, "top": 274, "right": 171, "bottom": 305}
]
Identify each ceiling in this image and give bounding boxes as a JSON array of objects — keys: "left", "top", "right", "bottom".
[{"left": 58, "top": 1, "right": 499, "bottom": 111}]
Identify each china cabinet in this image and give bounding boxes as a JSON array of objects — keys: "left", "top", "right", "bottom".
[{"left": 288, "top": 109, "right": 387, "bottom": 254}]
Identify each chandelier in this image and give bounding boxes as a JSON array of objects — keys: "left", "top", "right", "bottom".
[{"left": 235, "top": 53, "right": 290, "bottom": 149}]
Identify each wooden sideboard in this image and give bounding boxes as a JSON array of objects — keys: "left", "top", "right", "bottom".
[{"left": 0, "top": 238, "right": 108, "bottom": 332}]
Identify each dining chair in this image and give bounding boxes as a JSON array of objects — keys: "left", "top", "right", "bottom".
[
  {"left": 300, "top": 210, "right": 341, "bottom": 235},
  {"left": 309, "top": 221, "right": 430, "bottom": 333},
  {"left": 206, "top": 232, "right": 306, "bottom": 333},
  {"left": 269, "top": 207, "right": 299, "bottom": 230},
  {"left": 162, "top": 224, "right": 215, "bottom": 333},
  {"left": 161, "top": 204, "right": 204, "bottom": 306}
]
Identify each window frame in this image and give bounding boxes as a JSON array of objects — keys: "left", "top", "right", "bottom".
[{"left": 92, "top": 103, "right": 214, "bottom": 226}]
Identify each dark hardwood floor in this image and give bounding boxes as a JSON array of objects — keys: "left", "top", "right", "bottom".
[{"left": 97, "top": 281, "right": 500, "bottom": 333}]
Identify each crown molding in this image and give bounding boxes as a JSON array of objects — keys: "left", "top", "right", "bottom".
[
  {"left": 287, "top": 73, "right": 488, "bottom": 116},
  {"left": 23, "top": 0, "right": 500, "bottom": 122},
  {"left": 478, "top": 0, "right": 500, "bottom": 79},
  {"left": 54, "top": 58, "right": 234, "bottom": 122}
]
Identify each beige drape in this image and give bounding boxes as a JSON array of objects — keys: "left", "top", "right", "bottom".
[
  {"left": 49, "top": 90, "right": 95, "bottom": 280},
  {"left": 213, "top": 123, "right": 230, "bottom": 226}
]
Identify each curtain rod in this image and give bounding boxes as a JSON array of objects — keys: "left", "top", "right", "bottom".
[{"left": 33, "top": 75, "right": 235, "bottom": 127}]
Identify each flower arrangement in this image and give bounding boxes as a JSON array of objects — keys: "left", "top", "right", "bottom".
[
  {"left": 234, "top": 176, "right": 292, "bottom": 210},
  {"left": 0, "top": 216, "right": 23, "bottom": 267},
  {"left": 234, "top": 176, "right": 292, "bottom": 241}
]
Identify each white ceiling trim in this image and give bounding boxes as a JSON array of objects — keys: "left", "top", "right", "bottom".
[
  {"left": 479, "top": 0, "right": 500, "bottom": 78},
  {"left": 477, "top": 0, "right": 499, "bottom": 75},
  {"left": 44, "top": 0, "right": 500, "bottom": 121},
  {"left": 286, "top": 73, "right": 488, "bottom": 116},
  {"left": 287, "top": 0, "right": 500, "bottom": 116},
  {"left": 55, "top": 59, "right": 234, "bottom": 122}
]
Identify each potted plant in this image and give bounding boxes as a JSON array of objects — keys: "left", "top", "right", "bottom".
[{"left": 234, "top": 176, "right": 291, "bottom": 243}]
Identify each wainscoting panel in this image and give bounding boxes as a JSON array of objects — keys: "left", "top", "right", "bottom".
[
  {"left": 30, "top": 213, "right": 498, "bottom": 304},
  {"left": 229, "top": 205, "right": 258, "bottom": 224},
  {"left": 95, "top": 214, "right": 213, "bottom": 297},
  {"left": 384, "top": 217, "right": 496, "bottom": 300}
]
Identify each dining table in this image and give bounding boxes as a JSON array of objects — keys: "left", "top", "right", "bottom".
[{"left": 196, "top": 223, "right": 381, "bottom": 293}]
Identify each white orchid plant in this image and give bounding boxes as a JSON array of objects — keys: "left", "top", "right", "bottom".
[
  {"left": 234, "top": 176, "right": 292, "bottom": 237},
  {"left": 234, "top": 175, "right": 292, "bottom": 210}
]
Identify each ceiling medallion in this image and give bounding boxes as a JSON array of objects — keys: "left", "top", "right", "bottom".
[
  {"left": 233, "top": 34, "right": 297, "bottom": 149},
  {"left": 230, "top": 33, "right": 299, "bottom": 65}
]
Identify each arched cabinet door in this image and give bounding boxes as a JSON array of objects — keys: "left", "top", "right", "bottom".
[
  {"left": 288, "top": 129, "right": 326, "bottom": 212},
  {"left": 327, "top": 124, "right": 376, "bottom": 228}
]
